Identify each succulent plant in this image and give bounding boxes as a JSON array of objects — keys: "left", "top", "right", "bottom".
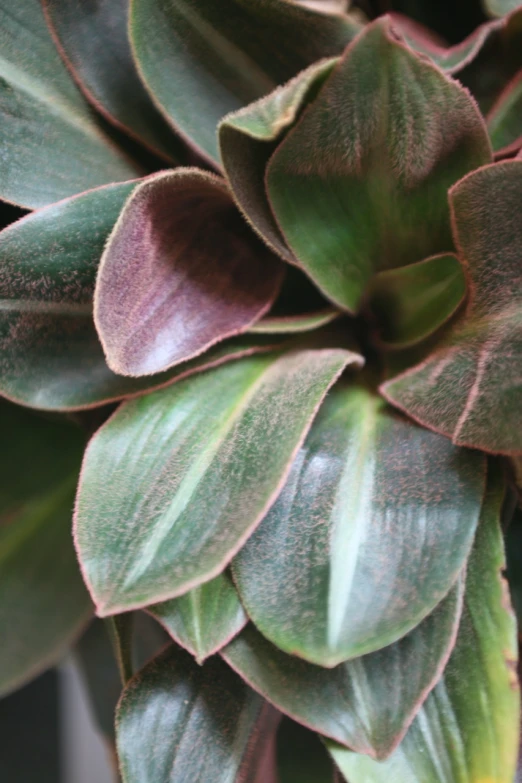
[{"left": 2, "top": 0, "right": 522, "bottom": 781}]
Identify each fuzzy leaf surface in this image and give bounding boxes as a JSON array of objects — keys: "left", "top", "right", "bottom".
[
  {"left": 383, "top": 161, "right": 522, "bottom": 455},
  {"left": 233, "top": 383, "right": 484, "bottom": 666},
  {"left": 224, "top": 577, "right": 463, "bottom": 757},
  {"left": 266, "top": 19, "right": 492, "bottom": 312},
  {"left": 0, "top": 402, "right": 91, "bottom": 696},
  {"left": 487, "top": 70, "right": 522, "bottom": 153},
  {"left": 330, "top": 465, "right": 520, "bottom": 783},
  {"left": 149, "top": 572, "right": 247, "bottom": 663},
  {"left": 116, "top": 644, "right": 278, "bottom": 783},
  {"left": 129, "top": 0, "right": 359, "bottom": 163},
  {"left": 43, "top": 0, "right": 184, "bottom": 162},
  {"left": 75, "top": 348, "right": 360, "bottom": 615},
  {"left": 95, "top": 169, "right": 284, "bottom": 377},
  {"left": 0, "top": 0, "right": 139, "bottom": 208}
]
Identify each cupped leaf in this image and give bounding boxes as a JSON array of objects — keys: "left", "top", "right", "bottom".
[
  {"left": 330, "top": 464, "right": 520, "bottom": 783},
  {"left": 0, "top": 0, "right": 139, "bottom": 208},
  {"left": 43, "top": 0, "right": 185, "bottom": 162},
  {"left": 266, "top": 18, "right": 492, "bottom": 312},
  {"left": 368, "top": 253, "right": 466, "bottom": 349},
  {"left": 485, "top": 0, "right": 522, "bottom": 17},
  {"left": 75, "top": 348, "right": 361, "bottom": 615},
  {"left": 116, "top": 644, "right": 279, "bottom": 783},
  {"left": 223, "top": 577, "right": 463, "bottom": 757},
  {"left": 233, "top": 382, "right": 483, "bottom": 666},
  {"left": 149, "top": 572, "right": 247, "bottom": 664},
  {"left": 487, "top": 69, "right": 522, "bottom": 153},
  {"left": 382, "top": 161, "right": 522, "bottom": 455},
  {"left": 249, "top": 309, "right": 340, "bottom": 334},
  {"left": 129, "top": 0, "right": 360, "bottom": 164},
  {"left": 0, "top": 401, "right": 92, "bottom": 696},
  {"left": 94, "top": 169, "right": 284, "bottom": 377}
]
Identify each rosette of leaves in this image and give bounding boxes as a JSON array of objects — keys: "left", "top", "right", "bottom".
[{"left": 2, "top": 1, "right": 522, "bottom": 781}]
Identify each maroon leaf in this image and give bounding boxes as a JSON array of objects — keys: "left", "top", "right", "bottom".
[{"left": 95, "top": 169, "right": 285, "bottom": 377}]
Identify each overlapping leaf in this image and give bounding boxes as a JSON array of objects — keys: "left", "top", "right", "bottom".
[
  {"left": 116, "top": 644, "right": 278, "bottom": 783},
  {"left": 249, "top": 309, "right": 340, "bottom": 334},
  {"left": 129, "top": 0, "right": 360, "bottom": 163},
  {"left": 330, "top": 465, "right": 520, "bottom": 783},
  {"left": 0, "top": 0, "right": 139, "bottom": 208},
  {"left": 233, "top": 383, "right": 484, "bottom": 666},
  {"left": 94, "top": 169, "right": 284, "bottom": 376},
  {"left": 75, "top": 348, "right": 361, "bottom": 615},
  {"left": 383, "top": 161, "right": 522, "bottom": 455},
  {"left": 487, "top": 70, "right": 522, "bottom": 153},
  {"left": 224, "top": 577, "right": 463, "bottom": 757}
]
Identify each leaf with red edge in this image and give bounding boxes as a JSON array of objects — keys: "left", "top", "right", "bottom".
[
  {"left": 487, "top": 69, "right": 522, "bottom": 154},
  {"left": 266, "top": 18, "right": 492, "bottom": 313},
  {"left": 43, "top": 0, "right": 185, "bottom": 163},
  {"left": 382, "top": 161, "right": 522, "bottom": 456},
  {"left": 94, "top": 169, "right": 285, "bottom": 377}
]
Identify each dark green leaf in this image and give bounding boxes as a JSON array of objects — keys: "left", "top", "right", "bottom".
[
  {"left": 487, "top": 69, "right": 522, "bottom": 153},
  {"left": 329, "top": 464, "right": 520, "bottom": 783},
  {"left": 266, "top": 18, "right": 492, "bottom": 312},
  {"left": 75, "top": 348, "right": 361, "bottom": 615},
  {"left": 233, "top": 382, "right": 484, "bottom": 666},
  {"left": 116, "top": 644, "right": 279, "bottom": 783}
]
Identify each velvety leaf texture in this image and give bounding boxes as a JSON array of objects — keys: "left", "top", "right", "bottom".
[
  {"left": 223, "top": 577, "right": 463, "bottom": 757},
  {"left": 266, "top": 18, "right": 492, "bottom": 312},
  {"left": 233, "top": 383, "right": 484, "bottom": 665},
  {"left": 330, "top": 465, "right": 520, "bottom": 782},
  {"left": 116, "top": 644, "right": 279, "bottom": 783},
  {"left": 129, "top": 0, "right": 360, "bottom": 163},
  {"left": 382, "top": 161, "right": 522, "bottom": 455},
  {"left": 0, "top": 0, "right": 139, "bottom": 208},
  {"left": 94, "top": 169, "right": 284, "bottom": 377},
  {"left": 75, "top": 348, "right": 361, "bottom": 614}
]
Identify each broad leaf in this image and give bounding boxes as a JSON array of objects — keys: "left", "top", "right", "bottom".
[
  {"left": 0, "top": 0, "right": 139, "bottom": 208},
  {"left": 266, "top": 18, "right": 492, "bottom": 312},
  {"left": 75, "top": 348, "right": 361, "bottom": 615},
  {"left": 149, "top": 572, "right": 247, "bottom": 663},
  {"left": 0, "top": 402, "right": 92, "bottom": 696},
  {"left": 249, "top": 309, "right": 340, "bottom": 334},
  {"left": 233, "top": 383, "right": 484, "bottom": 666},
  {"left": 223, "top": 577, "right": 463, "bottom": 757},
  {"left": 330, "top": 464, "right": 520, "bottom": 783},
  {"left": 94, "top": 169, "right": 284, "bottom": 376},
  {"left": 485, "top": 0, "right": 522, "bottom": 17},
  {"left": 487, "top": 69, "right": 522, "bottom": 153},
  {"left": 129, "top": 0, "right": 360, "bottom": 163},
  {"left": 116, "top": 644, "right": 279, "bottom": 783},
  {"left": 383, "top": 161, "right": 522, "bottom": 455},
  {"left": 368, "top": 253, "right": 466, "bottom": 349},
  {"left": 43, "top": 0, "right": 184, "bottom": 162}
]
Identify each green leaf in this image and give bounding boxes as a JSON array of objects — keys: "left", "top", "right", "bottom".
[
  {"left": 266, "top": 18, "right": 492, "bottom": 312},
  {"left": 149, "top": 572, "right": 247, "bottom": 663},
  {"left": 94, "top": 169, "right": 284, "bottom": 377},
  {"left": 277, "top": 718, "right": 336, "bottom": 783},
  {"left": 382, "top": 161, "right": 522, "bottom": 455},
  {"left": 129, "top": 0, "right": 360, "bottom": 164},
  {"left": 329, "top": 464, "right": 520, "bottom": 783},
  {"left": 0, "top": 0, "right": 139, "bottom": 208},
  {"left": 485, "top": 0, "right": 522, "bottom": 17},
  {"left": 248, "top": 309, "right": 340, "bottom": 334},
  {"left": 75, "top": 348, "right": 361, "bottom": 615},
  {"left": 116, "top": 644, "right": 279, "bottom": 783},
  {"left": 487, "top": 70, "right": 522, "bottom": 153},
  {"left": 0, "top": 401, "right": 92, "bottom": 696},
  {"left": 223, "top": 577, "right": 463, "bottom": 757},
  {"left": 105, "top": 614, "right": 135, "bottom": 684},
  {"left": 233, "top": 382, "right": 484, "bottom": 666},
  {"left": 368, "top": 253, "right": 466, "bottom": 349},
  {"left": 43, "top": 0, "right": 185, "bottom": 162}
]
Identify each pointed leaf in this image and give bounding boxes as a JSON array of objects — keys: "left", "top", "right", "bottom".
[
  {"left": 233, "top": 382, "right": 484, "bottom": 666},
  {"left": 43, "top": 0, "right": 185, "bottom": 162},
  {"left": 0, "top": 402, "right": 92, "bottom": 696},
  {"left": 249, "top": 309, "right": 340, "bottom": 334},
  {"left": 369, "top": 253, "right": 466, "bottom": 349},
  {"left": 129, "top": 0, "right": 360, "bottom": 164},
  {"left": 485, "top": 0, "right": 522, "bottom": 17},
  {"left": 149, "top": 572, "right": 247, "bottom": 664},
  {"left": 224, "top": 577, "right": 463, "bottom": 757},
  {"left": 266, "top": 18, "right": 492, "bottom": 312},
  {"left": 94, "top": 169, "right": 284, "bottom": 377},
  {"left": 116, "top": 644, "right": 278, "bottom": 783},
  {"left": 330, "top": 464, "right": 520, "bottom": 783},
  {"left": 75, "top": 348, "right": 361, "bottom": 615},
  {"left": 382, "top": 161, "right": 522, "bottom": 455},
  {"left": 487, "top": 69, "right": 522, "bottom": 153},
  {"left": 0, "top": 0, "right": 139, "bottom": 208}
]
